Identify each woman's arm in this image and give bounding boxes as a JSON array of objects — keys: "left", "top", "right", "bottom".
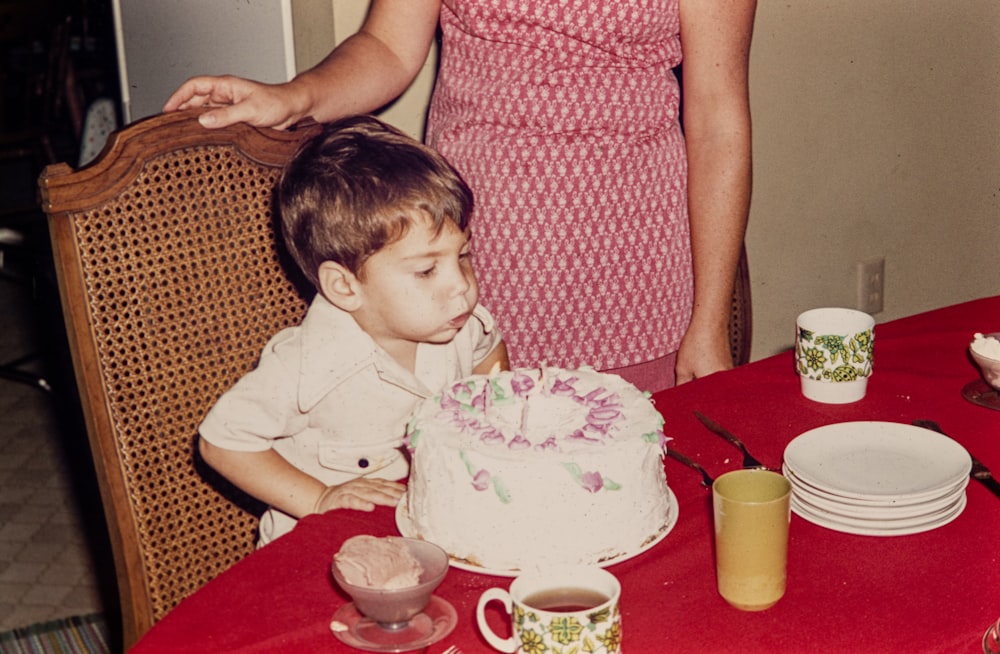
[
  {"left": 163, "top": 0, "right": 441, "bottom": 129},
  {"left": 472, "top": 340, "right": 511, "bottom": 375},
  {"left": 675, "top": 0, "right": 757, "bottom": 383}
]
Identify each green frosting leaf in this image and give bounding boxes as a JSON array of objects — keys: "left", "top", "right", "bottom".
[
  {"left": 493, "top": 476, "right": 511, "bottom": 503},
  {"left": 458, "top": 450, "right": 477, "bottom": 477}
]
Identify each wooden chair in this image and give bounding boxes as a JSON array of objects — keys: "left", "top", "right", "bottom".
[{"left": 38, "top": 110, "right": 321, "bottom": 648}]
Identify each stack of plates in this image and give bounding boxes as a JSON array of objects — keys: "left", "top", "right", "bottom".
[{"left": 783, "top": 422, "right": 971, "bottom": 536}]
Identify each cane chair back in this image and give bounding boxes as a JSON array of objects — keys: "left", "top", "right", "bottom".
[{"left": 39, "top": 110, "right": 321, "bottom": 647}]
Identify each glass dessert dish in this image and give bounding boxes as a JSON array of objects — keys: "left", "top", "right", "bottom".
[
  {"left": 332, "top": 537, "right": 449, "bottom": 630},
  {"left": 965, "top": 333, "right": 1000, "bottom": 411},
  {"left": 984, "top": 615, "right": 1000, "bottom": 654},
  {"left": 330, "top": 536, "right": 458, "bottom": 652},
  {"left": 970, "top": 332, "right": 1000, "bottom": 391}
]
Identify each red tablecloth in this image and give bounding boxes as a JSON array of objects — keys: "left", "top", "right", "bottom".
[{"left": 132, "top": 296, "right": 1000, "bottom": 653}]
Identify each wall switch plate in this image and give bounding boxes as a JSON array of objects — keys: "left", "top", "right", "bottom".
[{"left": 857, "top": 257, "right": 885, "bottom": 314}]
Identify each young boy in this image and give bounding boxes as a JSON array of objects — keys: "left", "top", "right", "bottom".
[{"left": 199, "top": 116, "right": 509, "bottom": 545}]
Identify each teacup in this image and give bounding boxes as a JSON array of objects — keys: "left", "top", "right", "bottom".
[
  {"left": 476, "top": 565, "right": 622, "bottom": 653},
  {"left": 795, "top": 307, "right": 874, "bottom": 403}
]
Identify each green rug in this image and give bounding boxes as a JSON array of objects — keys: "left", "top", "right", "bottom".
[{"left": 0, "top": 614, "right": 109, "bottom": 654}]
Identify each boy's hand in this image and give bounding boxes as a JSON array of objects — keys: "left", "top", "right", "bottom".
[{"left": 313, "top": 478, "right": 406, "bottom": 514}]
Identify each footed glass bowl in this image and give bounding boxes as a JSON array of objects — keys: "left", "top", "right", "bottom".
[
  {"left": 970, "top": 332, "right": 1000, "bottom": 391},
  {"left": 331, "top": 537, "right": 448, "bottom": 630}
]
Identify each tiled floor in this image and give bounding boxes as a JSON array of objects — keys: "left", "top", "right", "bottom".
[
  {"left": 0, "top": 209, "right": 116, "bottom": 631},
  {"left": 1, "top": 24, "right": 122, "bottom": 634}
]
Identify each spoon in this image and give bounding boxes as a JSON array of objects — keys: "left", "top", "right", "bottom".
[
  {"left": 665, "top": 446, "right": 714, "bottom": 488},
  {"left": 693, "top": 411, "right": 773, "bottom": 471}
]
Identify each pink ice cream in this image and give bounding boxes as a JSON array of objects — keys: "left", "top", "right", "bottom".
[{"left": 333, "top": 536, "right": 423, "bottom": 590}]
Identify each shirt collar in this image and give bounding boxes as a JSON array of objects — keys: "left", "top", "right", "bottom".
[{"left": 296, "top": 295, "right": 434, "bottom": 411}]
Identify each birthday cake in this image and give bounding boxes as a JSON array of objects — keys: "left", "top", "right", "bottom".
[{"left": 401, "top": 367, "right": 673, "bottom": 572}]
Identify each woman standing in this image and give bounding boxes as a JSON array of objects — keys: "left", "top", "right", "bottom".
[{"left": 165, "top": 0, "right": 756, "bottom": 392}]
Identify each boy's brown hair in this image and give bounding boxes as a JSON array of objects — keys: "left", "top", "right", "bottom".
[{"left": 277, "top": 115, "right": 473, "bottom": 287}]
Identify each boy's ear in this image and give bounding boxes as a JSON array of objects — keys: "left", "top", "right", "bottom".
[{"left": 317, "top": 261, "right": 363, "bottom": 312}]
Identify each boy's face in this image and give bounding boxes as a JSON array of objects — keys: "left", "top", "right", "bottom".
[{"left": 351, "top": 216, "right": 480, "bottom": 358}]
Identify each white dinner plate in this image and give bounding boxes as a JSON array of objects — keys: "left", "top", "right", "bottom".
[
  {"left": 790, "top": 484, "right": 967, "bottom": 521},
  {"left": 792, "top": 487, "right": 965, "bottom": 526},
  {"left": 790, "top": 478, "right": 967, "bottom": 520},
  {"left": 395, "top": 489, "right": 679, "bottom": 577},
  {"left": 783, "top": 464, "right": 969, "bottom": 515},
  {"left": 783, "top": 422, "right": 971, "bottom": 501},
  {"left": 783, "top": 463, "right": 968, "bottom": 507},
  {"left": 791, "top": 493, "right": 966, "bottom": 536}
]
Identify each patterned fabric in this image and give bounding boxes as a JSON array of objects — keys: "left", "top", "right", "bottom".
[{"left": 427, "top": 0, "right": 692, "bottom": 372}]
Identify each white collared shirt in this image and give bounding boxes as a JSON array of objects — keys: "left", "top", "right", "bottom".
[{"left": 199, "top": 294, "right": 501, "bottom": 543}]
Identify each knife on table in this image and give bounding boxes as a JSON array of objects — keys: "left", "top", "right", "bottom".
[{"left": 912, "top": 419, "right": 1000, "bottom": 500}]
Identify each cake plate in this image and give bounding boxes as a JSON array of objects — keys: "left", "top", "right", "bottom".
[{"left": 395, "top": 488, "right": 679, "bottom": 577}]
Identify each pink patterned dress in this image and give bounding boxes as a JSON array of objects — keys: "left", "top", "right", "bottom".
[{"left": 426, "top": 0, "right": 692, "bottom": 383}]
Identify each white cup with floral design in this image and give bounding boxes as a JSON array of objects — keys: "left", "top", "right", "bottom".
[
  {"left": 795, "top": 307, "right": 875, "bottom": 403},
  {"left": 475, "top": 565, "right": 622, "bottom": 653}
]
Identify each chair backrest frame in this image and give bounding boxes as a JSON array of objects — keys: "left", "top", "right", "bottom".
[
  {"left": 729, "top": 243, "right": 752, "bottom": 367},
  {"left": 39, "top": 110, "right": 321, "bottom": 647}
]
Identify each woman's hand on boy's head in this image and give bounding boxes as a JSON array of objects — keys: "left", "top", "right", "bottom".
[
  {"left": 162, "top": 75, "right": 309, "bottom": 131},
  {"left": 313, "top": 478, "right": 406, "bottom": 514}
]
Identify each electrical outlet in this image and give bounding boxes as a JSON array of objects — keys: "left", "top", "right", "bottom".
[{"left": 856, "top": 258, "right": 885, "bottom": 314}]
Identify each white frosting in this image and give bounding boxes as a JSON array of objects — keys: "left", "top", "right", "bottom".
[
  {"left": 404, "top": 367, "right": 672, "bottom": 571},
  {"left": 972, "top": 333, "right": 1000, "bottom": 361}
]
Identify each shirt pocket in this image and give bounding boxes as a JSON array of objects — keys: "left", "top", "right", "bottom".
[{"left": 316, "top": 442, "right": 403, "bottom": 476}]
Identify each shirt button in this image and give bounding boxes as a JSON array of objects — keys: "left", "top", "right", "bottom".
[{"left": 358, "top": 458, "right": 369, "bottom": 469}]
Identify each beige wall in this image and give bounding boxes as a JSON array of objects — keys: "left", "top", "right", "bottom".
[
  {"left": 291, "top": 0, "right": 436, "bottom": 140},
  {"left": 747, "top": 1, "right": 1000, "bottom": 358},
  {"left": 296, "top": 1, "right": 1000, "bottom": 361}
]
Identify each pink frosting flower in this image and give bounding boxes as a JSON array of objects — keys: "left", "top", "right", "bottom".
[
  {"left": 440, "top": 393, "right": 463, "bottom": 413},
  {"left": 479, "top": 428, "right": 506, "bottom": 445},
  {"left": 507, "top": 434, "right": 532, "bottom": 450},
  {"left": 472, "top": 469, "right": 491, "bottom": 491},
  {"left": 510, "top": 372, "right": 535, "bottom": 397},
  {"left": 534, "top": 436, "right": 559, "bottom": 451},
  {"left": 581, "top": 471, "right": 604, "bottom": 493}
]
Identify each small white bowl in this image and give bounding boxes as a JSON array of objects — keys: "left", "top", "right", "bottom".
[{"left": 970, "top": 332, "right": 1000, "bottom": 391}]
